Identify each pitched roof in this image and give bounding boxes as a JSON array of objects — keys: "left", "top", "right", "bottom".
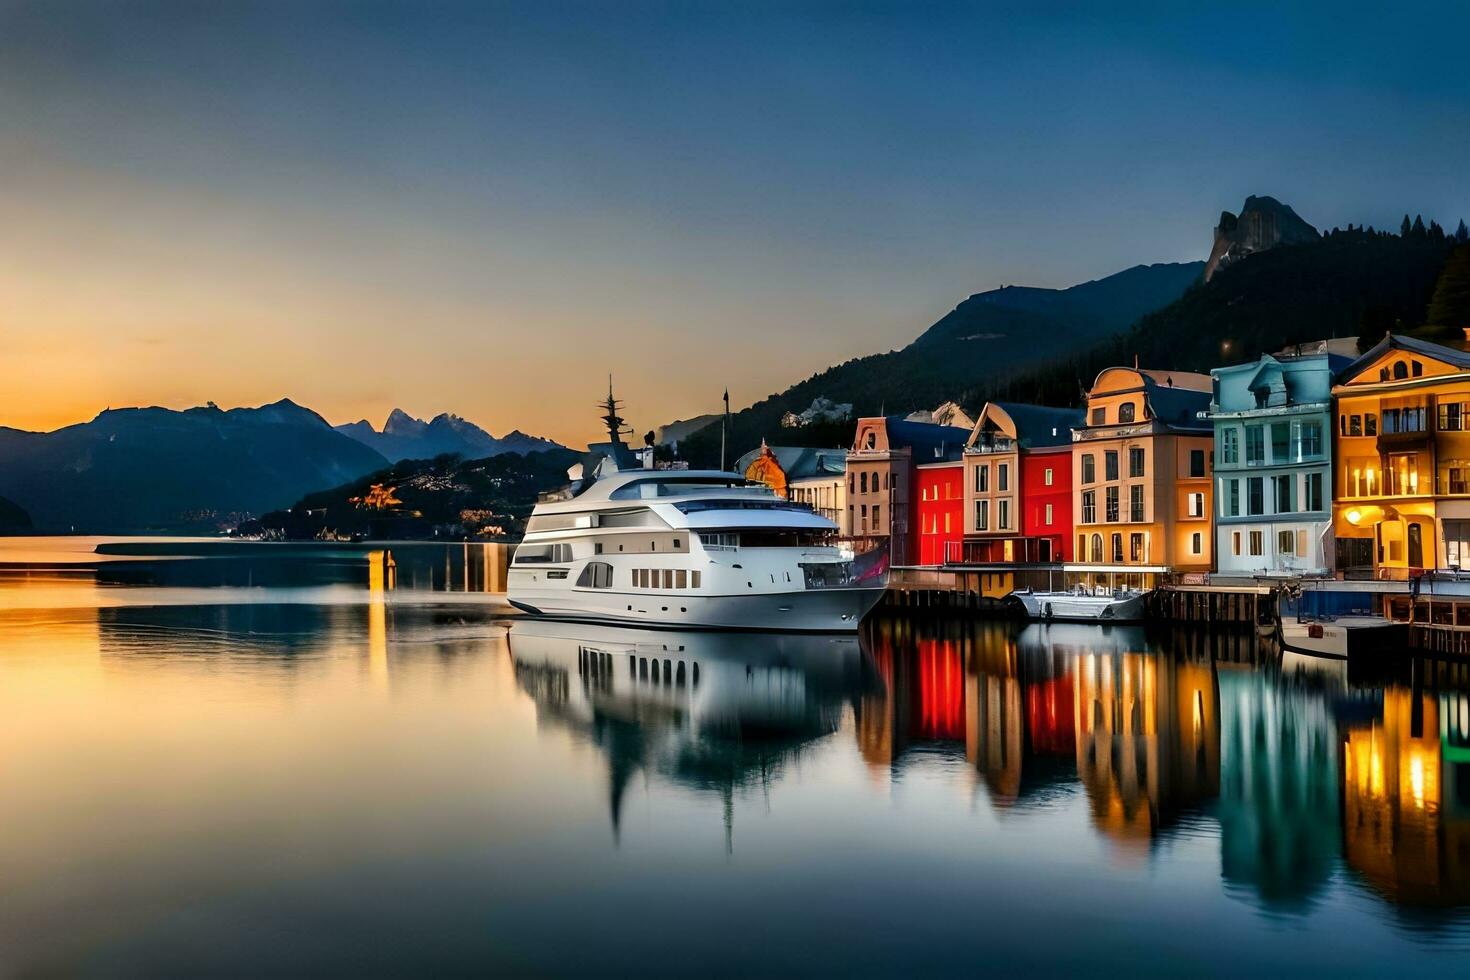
[
  {"left": 733, "top": 444, "right": 847, "bottom": 479},
  {"left": 1340, "top": 332, "right": 1470, "bottom": 383},
  {"left": 880, "top": 417, "right": 971, "bottom": 462},
  {"left": 988, "top": 401, "right": 1085, "bottom": 449}
]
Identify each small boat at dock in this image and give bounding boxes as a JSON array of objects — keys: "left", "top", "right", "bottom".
[{"left": 1009, "top": 584, "right": 1148, "bottom": 622}]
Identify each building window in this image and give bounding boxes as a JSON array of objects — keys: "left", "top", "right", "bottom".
[
  {"left": 1105, "top": 451, "right": 1119, "bottom": 481},
  {"left": 1412, "top": 360, "right": 1423, "bottom": 377},
  {"left": 998, "top": 499, "right": 1011, "bottom": 530},
  {"left": 1279, "top": 530, "right": 1296, "bottom": 555},
  {"left": 1274, "top": 474, "right": 1295, "bottom": 513},
  {"left": 1081, "top": 454, "right": 1096, "bottom": 484},
  {"left": 860, "top": 472, "right": 869, "bottom": 493},
  {"left": 1347, "top": 415, "right": 1362, "bottom": 437},
  {"left": 975, "top": 464, "right": 988, "bottom": 492},
  {"left": 1081, "top": 490, "right": 1096, "bottom": 524},
  {"left": 1365, "top": 413, "right": 1378, "bottom": 436},
  {"left": 848, "top": 473, "right": 854, "bottom": 494},
  {"left": 1223, "top": 478, "right": 1240, "bottom": 517},
  {"left": 1090, "top": 534, "right": 1103, "bottom": 563},
  {"left": 1232, "top": 531, "right": 1241, "bottom": 556},
  {"left": 1300, "top": 420, "right": 1323, "bottom": 458},
  {"left": 1249, "top": 530, "right": 1263, "bottom": 556},
  {"left": 1044, "top": 467, "right": 1054, "bottom": 486},
  {"left": 1248, "top": 477, "right": 1264, "bottom": 516},
  {"left": 1190, "top": 532, "right": 1202, "bottom": 556},
  {"left": 1044, "top": 503, "right": 1053, "bottom": 525},
  {"left": 1306, "top": 473, "right": 1323, "bottom": 512},
  {"left": 1130, "top": 485, "right": 1144, "bottom": 522},
  {"left": 1270, "top": 423, "right": 1290, "bottom": 463},
  {"left": 1128, "top": 447, "right": 1145, "bottom": 478},
  {"left": 1187, "top": 492, "right": 1204, "bottom": 517},
  {"left": 1111, "top": 533, "right": 1123, "bottom": 562},
  {"left": 1091, "top": 407, "right": 1105, "bottom": 426},
  {"left": 1119, "top": 402, "right": 1135, "bottom": 424},
  {"left": 873, "top": 505, "right": 880, "bottom": 527},
  {"left": 1446, "top": 520, "right": 1470, "bottom": 568},
  {"left": 1105, "top": 486, "right": 1119, "bottom": 522},
  {"left": 1245, "top": 425, "right": 1264, "bottom": 464},
  {"left": 975, "top": 499, "right": 989, "bottom": 531},
  {"left": 1130, "top": 533, "right": 1144, "bottom": 562},
  {"left": 1441, "top": 402, "right": 1469, "bottom": 431},
  {"left": 1220, "top": 429, "right": 1238, "bottom": 465},
  {"left": 1190, "top": 449, "right": 1206, "bottom": 478},
  {"left": 998, "top": 463, "right": 1009, "bottom": 492}
]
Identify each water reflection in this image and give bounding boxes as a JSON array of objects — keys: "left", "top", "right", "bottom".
[{"left": 507, "top": 620, "right": 878, "bottom": 848}]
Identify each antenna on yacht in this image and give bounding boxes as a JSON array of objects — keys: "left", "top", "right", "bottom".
[
  {"left": 721, "top": 388, "right": 730, "bottom": 472},
  {"left": 599, "top": 375, "right": 632, "bottom": 446}
]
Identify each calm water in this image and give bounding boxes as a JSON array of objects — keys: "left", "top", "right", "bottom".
[{"left": 2, "top": 540, "right": 1469, "bottom": 976}]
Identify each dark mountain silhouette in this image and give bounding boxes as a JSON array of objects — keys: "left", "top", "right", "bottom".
[
  {"left": 0, "top": 399, "right": 388, "bottom": 532},
  {"left": 1205, "top": 195, "right": 1320, "bottom": 282},
  {"left": 0, "top": 495, "right": 31, "bottom": 533},
  {"left": 335, "top": 409, "right": 564, "bottom": 462},
  {"left": 674, "top": 260, "right": 1203, "bottom": 466},
  {"left": 976, "top": 226, "right": 1457, "bottom": 411}
]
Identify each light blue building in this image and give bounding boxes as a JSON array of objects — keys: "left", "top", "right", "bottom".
[{"left": 1209, "top": 345, "right": 1352, "bottom": 577}]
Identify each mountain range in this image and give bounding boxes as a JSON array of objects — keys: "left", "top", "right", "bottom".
[
  {"left": 335, "top": 409, "right": 564, "bottom": 462},
  {"left": 0, "top": 400, "right": 564, "bottom": 533}
]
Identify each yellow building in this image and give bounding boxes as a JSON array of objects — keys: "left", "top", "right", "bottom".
[
  {"left": 1332, "top": 333, "right": 1470, "bottom": 576},
  {"left": 1071, "top": 367, "right": 1214, "bottom": 587}
]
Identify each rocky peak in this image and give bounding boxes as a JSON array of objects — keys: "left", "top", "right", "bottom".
[
  {"left": 383, "top": 408, "right": 426, "bottom": 435},
  {"left": 1205, "top": 195, "right": 1320, "bottom": 282}
]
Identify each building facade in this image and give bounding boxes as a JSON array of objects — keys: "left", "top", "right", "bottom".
[
  {"left": 1209, "top": 349, "right": 1346, "bottom": 577},
  {"left": 848, "top": 417, "right": 970, "bottom": 565},
  {"left": 1071, "top": 367, "right": 1214, "bottom": 586},
  {"left": 736, "top": 442, "right": 848, "bottom": 533},
  {"left": 915, "top": 460, "right": 964, "bottom": 566},
  {"left": 1332, "top": 333, "right": 1470, "bottom": 577},
  {"left": 962, "top": 401, "right": 1081, "bottom": 564}
]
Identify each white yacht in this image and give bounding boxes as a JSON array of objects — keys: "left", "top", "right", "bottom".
[{"left": 507, "top": 392, "right": 886, "bottom": 632}]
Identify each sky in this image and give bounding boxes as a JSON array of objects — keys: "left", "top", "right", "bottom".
[{"left": 2, "top": 1, "right": 1468, "bottom": 448}]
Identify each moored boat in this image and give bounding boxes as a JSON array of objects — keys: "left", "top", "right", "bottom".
[{"left": 1009, "top": 585, "right": 1148, "bottom": 622}]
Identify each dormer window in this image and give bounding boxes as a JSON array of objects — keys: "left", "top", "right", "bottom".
[
  {"left": 1091, "top": 407, "right": 1105, "bottom": 425},
  {"left": 1412, "top": 360, "right": 1424, "bottom": 377},
  {"left": 1380, "top": 368, "right": 1390, "bottom": 382},
  {"left": 863, "top": 430, "right": 876, "bottom": 450},
  {"left": 1394, "top": 361, "right": 1408, "bottom": 380},
  {"left": 1118, "top": 403, "right": 1135, "bottom": 423}
]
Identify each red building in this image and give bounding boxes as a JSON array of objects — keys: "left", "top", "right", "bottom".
[
  {"left": 963, "top": 402, "right": 1083, "bottom": 563},
  {"left": 847, "top": 416, "right": 970, "bottom": 565},
  {"left": 916, "top": 460, "right": 964, "bottom": 565},
  {"left": 1020, "top": 445, "right": 1076, "bottom": 562}
]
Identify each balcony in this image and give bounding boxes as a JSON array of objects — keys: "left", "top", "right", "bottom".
[
  {"left": 966, "top": 437, "right": 1016, "bottom": 456},
  {"left": 1377, "top": 429, "right": 1432, "bottom": 453}
]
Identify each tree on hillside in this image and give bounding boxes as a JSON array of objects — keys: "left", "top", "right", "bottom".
[
  {"left": 1402, "top": 214, "right": 1413, "bottom": 238},
  {"left": 1412, "top": 215, "right": 1428, "bottom": 240},
  {"left": 1457, "top": 219, "right": 1469, "bottom": 243},
  {"left": 1428, "top": 245, "right": 1470, "bottom": 330}
]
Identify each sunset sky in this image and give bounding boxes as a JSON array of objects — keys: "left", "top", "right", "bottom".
[{"left": 3, "top": 1, "right": 1467, "bottom": 447}]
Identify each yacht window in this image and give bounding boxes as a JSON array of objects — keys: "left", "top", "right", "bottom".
[
  {"left": 691, "top": 571, "right": 701, "bottom": 588},
  {"left": 675, "top": 569, "right": 688, "bottom": 589},
  {"left": 662, "top": 569, "right": 674, "bottom": 589},
  {"left": 575, "top": 562, "right": 613, "bottom": 588}
]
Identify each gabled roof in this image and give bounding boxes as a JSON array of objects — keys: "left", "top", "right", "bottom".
[
  {"left": 1339, "top": 332, "right": 1470, "bottom": 384},
  {"left": 984, "top": 401, "right": 1084, "bottom": 449},
  {"left": 880, "top": 417, "right": 971, "bottom": 462}
]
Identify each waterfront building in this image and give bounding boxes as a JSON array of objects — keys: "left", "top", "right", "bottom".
[
  {"left": 1071, "top": 367, "right": 1214, "bottom": 586},
  {"left": 962, "top": 401, "right": 1083, "bottom": 564},
  {"left": 1332, "top": 332, "right": 1470, "bottom": 577},
  {"left": 736, "top": 441, "right": 848, "bottom": 533},
  {"left": 847, "top": 417, "right": 970, "bottom": 565},
  {"left": 915, "top": 458, "right": 964, "bottom": 566},
  {"left": 1209, "top": 346, "right": 1349, "bottom": 577}
]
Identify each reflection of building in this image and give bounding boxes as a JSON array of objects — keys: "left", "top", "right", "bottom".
[
  {"left": 1332, "top": 333, "right": 1470, "bottom": 576},
  {"left": 1216, "top": 671, "right": 1340, "bottom": 910},
  {"left": 1341, "top": 687, "right": 1470, "bottom": 906},
  {"left": 1072, "top": 649, "right": 1220, "bottom": 851},
  {"left": 1071, "top": 367, "right": 1214, "bottom": 586},
  {"left": 735, "top": 441, "right": 848, "bottom": 532}
]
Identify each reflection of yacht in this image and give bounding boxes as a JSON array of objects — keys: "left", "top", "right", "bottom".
[
  {"left": 1013, "top": 621, "right": 1147, "bottom": 656},
  {"left": 507, "top": 619, "right": 877, "bottom": 843},
  {"left": 508, "top": 387, "right": 886, "bottom": 631},
  {"left": 1010, "top": 585, "right": 1147, "bottom": 623}
]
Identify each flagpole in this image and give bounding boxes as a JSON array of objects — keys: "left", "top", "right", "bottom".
[{"left": 721, "top": 388, "right": 730, "bottom": 471}]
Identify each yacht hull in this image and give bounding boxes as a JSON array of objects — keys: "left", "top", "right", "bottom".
[{"left": 508, "top": 586, "right": 885, "bottom": 632}]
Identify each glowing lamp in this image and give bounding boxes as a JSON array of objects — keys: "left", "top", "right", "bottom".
[{"left": 1346, "top": 508, "right": 1363, "bottom": 526}]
